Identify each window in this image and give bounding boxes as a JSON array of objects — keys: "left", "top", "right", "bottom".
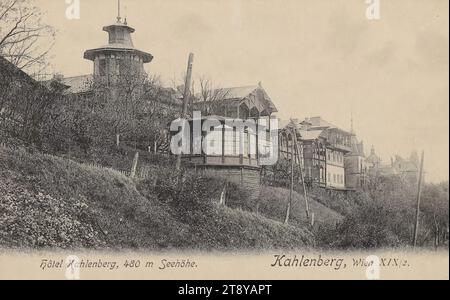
[
  {"left": 99, "top": 59, "right": 107, "bottom": 76},
  {"left": 333, "top": 174, "right": 336, "bottom": 183},
  {"left": 243, "top": 128, "right": 249, "bottom": 157},
  {"left": 205, "top": 126, "right": 223, "bottom": 155},
  {"left": 259, "top": 130, "right": 272, "bottom": 157},
  {"left": 116, "top": 29, "right": 124, "bottom": 42},
  {"left": 249, "top": 130, "right": 257, "bottom": 158},
  {"left": 224, "top": 126, "right": 236, "bottom": 156},
  {"left": 118, "top": 59, "right": 129, "bottom": 76}
]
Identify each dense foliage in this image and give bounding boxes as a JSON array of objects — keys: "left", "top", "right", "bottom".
[{"left": 316, "top": 176, "right": 449, "bottom": 249}]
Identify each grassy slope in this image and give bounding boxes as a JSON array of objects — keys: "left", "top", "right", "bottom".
[
  {"left": 0, "top": 146, "right": 313, "bottom": 250},
  {"left": 258, "top": 186, "right": 343, "bottom": 228}
]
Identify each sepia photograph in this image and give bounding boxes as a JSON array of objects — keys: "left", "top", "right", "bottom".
[{"left": 0, "top": 0, "right": 448, "bottom": 282}]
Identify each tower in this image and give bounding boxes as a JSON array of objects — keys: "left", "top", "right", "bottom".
[
  {"left": 345, "top": 115, "right": 367, "bottom": 189},
  {"left": 83, "top": 1, "right": 153, "bottom": 83}
]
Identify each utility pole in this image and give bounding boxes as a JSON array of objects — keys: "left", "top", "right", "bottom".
[
  {"left": 175, "top": 53, "right": 194, "bottom": 172},
  {"left": 284, "top": 138, "right": 295, "bottom": 224},
  {"left": 413, "top": 151, "right": 425, "bottom": 249},
  {"left": 182, "top": 53, "right": 194, "bottom": 119},
  {"left": 290, "top": 121, "right": 310, "bottom": 221}
]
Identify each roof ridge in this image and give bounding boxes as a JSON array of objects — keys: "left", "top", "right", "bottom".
[
  {"left": 216, "top": 84, "right": 258, "bottom": 90},
  {"left": 61, "top": 74, "right": 93, "bottom": 80}
]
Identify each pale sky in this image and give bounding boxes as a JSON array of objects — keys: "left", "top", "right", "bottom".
[{"left": 36, "top": 0, "right": 449, "bottom": 183}]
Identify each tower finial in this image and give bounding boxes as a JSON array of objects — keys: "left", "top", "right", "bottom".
[
  {"left": 124, "top": 4, "right": 128, "bottom": 25},
  {"left": 117, "top": 0, "right": 122, "bottom": 23}
]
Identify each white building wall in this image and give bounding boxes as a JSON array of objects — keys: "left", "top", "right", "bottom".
[
  {"left": 327, "top": 164, "right": 346, "bottom": 189},
  {"left": 326, "top": 148, "right": 346, "bottom": 189}
]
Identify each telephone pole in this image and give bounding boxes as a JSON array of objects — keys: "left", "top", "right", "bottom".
[
  {"left": 175, "top": 53, "right": 195, "bottom": 172},
  {"left": 413, "top": 151, "right": 425, "bottom": 248},
  {"left": 284, "top": 138, "right": 295, "bottom": 224},
  {"left": 290, "top": 121, "right": 310, "bottom": 221}
]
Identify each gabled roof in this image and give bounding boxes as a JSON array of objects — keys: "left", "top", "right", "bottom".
[
  {"left": 40, "top": 74, "right": 94, "bottom": 95},
  {"left": 348, "top": 135, "right": 365, "bottom": 156},
  {"left": 193, "top": 84, "right": 278, "bottom": 116},
  {"left": 394, "top": 155, "right": 419, "bottom": 172},
  {"left": 0, "top": 55, "right": 55, "bottom": 94},
  {"left": 60, "top": 75, "right": 93, "bottom": 94},
  {"left": 308, "top": 116, "right": 337, "bottom": 129},
  {"left": 307, "top": 116, "right": 353, "bottom": 136},
  {"left": 299, "top": 129, "right": 324, "bottom": 140},
  {"left": 217, "top": 85, "right": 260, "bottom": 100},
  {"left": 377, "top": 166, "right": 399, "bottom": 176},
  {"left": 278, "top": 119, "right": 292, "bottom": 130},
  {"left": 1, "top": 56, "right": 40, "bottom": 87}
]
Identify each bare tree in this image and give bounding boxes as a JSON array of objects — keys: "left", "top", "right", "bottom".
[
  {"left": 91, "top": 66, "right": 147, "bottom": 148},
  {"left": 141, "top": 74, "right": 177, "bottom": 152},
  {"left": 0, "top": 0, "right": 55, "bottom": 75},
  {"left": 87, "top": 65, "right": 178, "bottom": 153},
  {"left": 196, "top": 75, "right": 230, "bottom": 115}
]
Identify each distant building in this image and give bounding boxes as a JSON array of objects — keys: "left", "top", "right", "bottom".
[
  {"left": 278, "top": 117, "right": 355, "bottom": 190},
  {"left": 391, "top": 153, "right": 420, "bottom": 183},
  {"left": 367, "top": 147, "right": 420, "bottom": 183},
  {"left": 366, "top": 145, "right": 382, "bottom": 169},
  {"left": 297, "top": 120, "right": 328, "bottom": 188},
  {"left": 345, "top": 131, "right": 368, "bottom": 190},
  {"left": 303, "top": 117, "right": 353, "bottom": 190}
]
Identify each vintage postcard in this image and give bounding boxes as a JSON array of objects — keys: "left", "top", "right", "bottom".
[{"left": 0, "top": 0, "right": 448, "bottom": 282}]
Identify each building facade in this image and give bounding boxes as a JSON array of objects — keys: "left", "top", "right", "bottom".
[
  {"left": 278, "top": 117, "right": 362, "bottom": 191},
  {"left": 300, "top": 117, "right": 352, "bottom": 190},
  {"left": 180, "top": 85, "right": 279, "bottom": 199},
  {"left": 344, "top": 131, "right": 368, "bottom": 190}
]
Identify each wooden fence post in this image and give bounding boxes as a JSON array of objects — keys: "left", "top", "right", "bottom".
[
  {"left": 130, "top": 152, "right": 139, "bottom": 178},
  {"left": 220, "top": 184, "right": 227, "bottom": 206}
]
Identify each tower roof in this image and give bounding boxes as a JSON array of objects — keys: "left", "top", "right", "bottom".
[{"left": 83, "top": 5, "right": 153, "bottom": 63}]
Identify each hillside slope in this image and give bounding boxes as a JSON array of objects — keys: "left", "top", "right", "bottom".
[
  {"left": 257, "top": 186, "right": 343, "bottom": 227},
  {"left": 0, "top": 146, "right": 313, "bottom": 250}
]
